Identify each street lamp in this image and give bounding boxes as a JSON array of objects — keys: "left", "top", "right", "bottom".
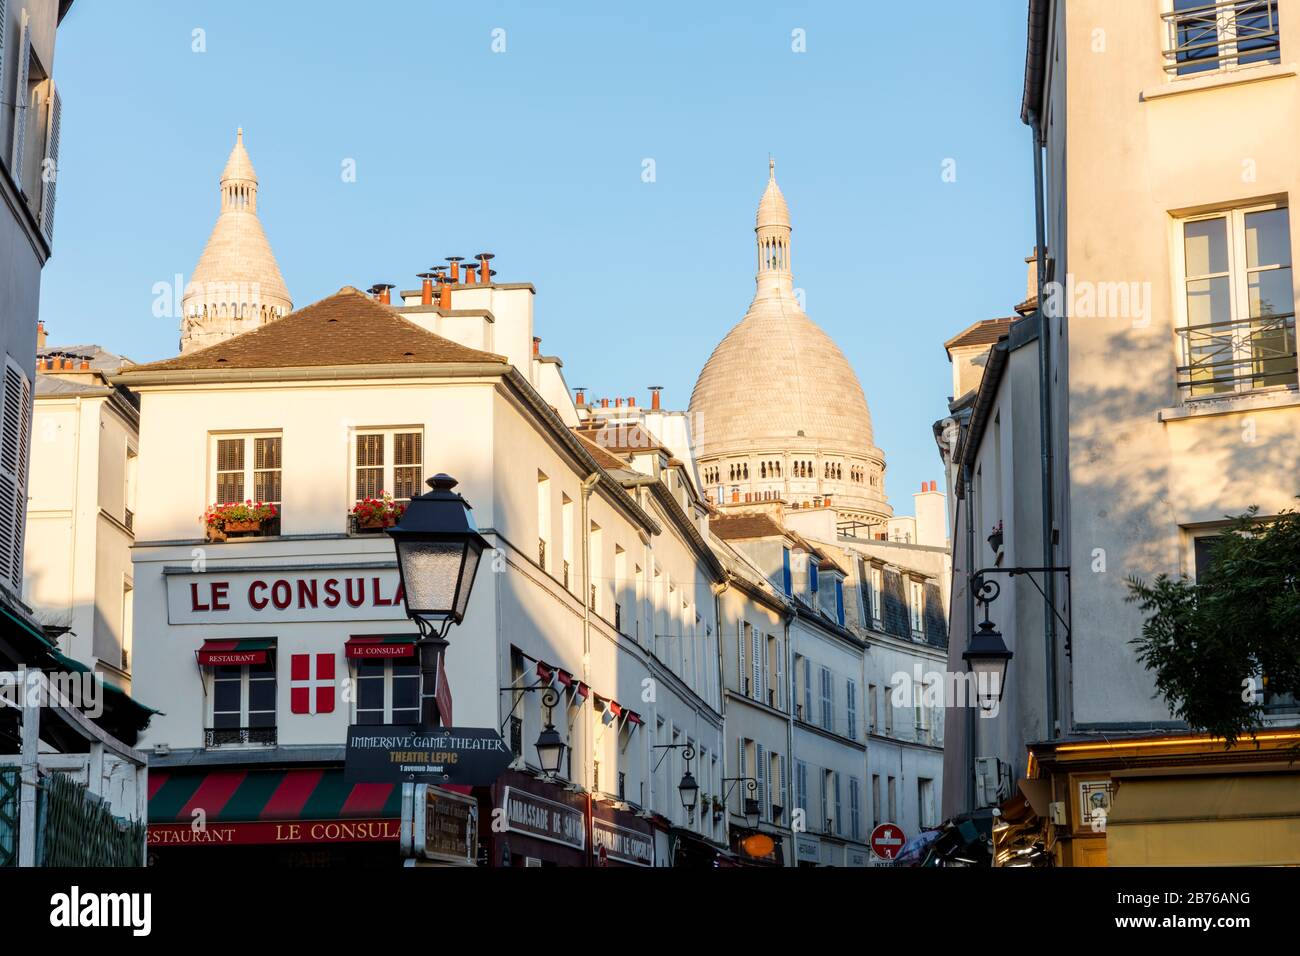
[
  {"left": 721, "top": 777, "right": 760, "bottom": 828},
  {"left": 387, "top": 474, "right": 490, "bottom": 639},
  {"left": 964, "top": 579, "right": 1013, "bottom": 711},
  {"left": 678, "top": 767, "right": 700, "bottom": 814},
  {"left": 387, "top": 473, "right": 490, "bottom": 728},
  {"left": 534, "top": 690, "right": 567, "bottom": 779}
]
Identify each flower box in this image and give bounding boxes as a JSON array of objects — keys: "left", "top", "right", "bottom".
[
  {"left": 203, "top": 500, "right": 278, "bottom": 541},
  {"left": 987, "top": 521, "right": 1004, "bottom": 552},
  {"left": 351, "top": 493, "right": 406, "bottom": 533}
]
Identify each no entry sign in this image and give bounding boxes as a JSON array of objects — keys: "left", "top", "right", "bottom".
[{"left": 870, "top": 822, "right": 906, "bottom": 861}]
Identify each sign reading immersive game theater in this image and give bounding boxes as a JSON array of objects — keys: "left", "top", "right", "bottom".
[
  {"left": 344, "top": 726, "right": 512, "bottom": 785},
  {"left": 165, "top": 566, "right": 407, "bottom": 624}
]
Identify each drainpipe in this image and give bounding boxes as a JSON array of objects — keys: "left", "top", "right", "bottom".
[
  {"left": 1028, "top": 109, "right": 1060, "bottom": 740},
  {"left": 579, "top": 470, "right": 600, "bottom": 859},
  {"left": 784, "top": 603, "right": 795, "bottom": 862},
  {"left": 964, "top": 464, "right": 977, "bottom": 814},
  {"left": 711, "top": 577, "right": 730, "bottom": 851}
]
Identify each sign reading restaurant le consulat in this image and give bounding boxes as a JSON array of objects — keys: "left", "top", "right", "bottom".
[{"left": 165, "top": 567, "right": 407, "bottom": 625}]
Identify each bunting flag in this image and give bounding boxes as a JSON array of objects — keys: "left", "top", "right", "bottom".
[{"left": 536, "top": 661, "right": 555, "bottom": 686}]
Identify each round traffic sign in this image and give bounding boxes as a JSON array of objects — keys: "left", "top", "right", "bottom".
[{"left": 869, "top": 822, "right": 906, "bottom": 861}]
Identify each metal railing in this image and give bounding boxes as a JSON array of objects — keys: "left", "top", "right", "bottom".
[
  {"left": 1163, "top": 0, "right": 1280, "bottom": 75},
  {"left": 1176, "top": 312, "right": 1297, "bottom": 396},
  {"left": 205, "top": 726, "right": 277, "bottom": 748}
]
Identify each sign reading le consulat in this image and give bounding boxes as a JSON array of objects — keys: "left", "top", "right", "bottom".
[{"left": 345, "top": 726, "right": 512, "bottom": 786}]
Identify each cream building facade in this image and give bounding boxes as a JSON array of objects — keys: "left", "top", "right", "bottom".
[
  {"left": 941, "top": 0, "right": 1300, "bottom": 867},
  {"left": 23, "top": 342, "right": 138, "bottom": 690}
]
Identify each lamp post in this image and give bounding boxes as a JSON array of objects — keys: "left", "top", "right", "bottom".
[
  {"left": 721, "top": 776, "right": 760, "bottom": 828},
  {"left": 386, "top": 474, "right": 490, "bottom": 727},
  {"left": 652, "top": 743, "right": 700, "bottom": 818},
  {"left": 963, "top": 578, "right": 1013, "bottom": 712},
  {"left": 534, "top": 688, "right": 567, "bottom": 779}
]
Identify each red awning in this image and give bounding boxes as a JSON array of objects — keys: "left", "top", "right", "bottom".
[
  {"left": 344, "top": 635, "right": 418, "bottom": 660},
  {"left": 196, "top": 639, "right": 275, "bottom": 666}
]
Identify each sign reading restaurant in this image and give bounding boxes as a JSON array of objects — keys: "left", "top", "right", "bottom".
[
  {"left": 592, "top": 819, "right": 653, "bottom": 866},
  {"left": 165, "top": 566, "right": 407, "bottom": 625}
]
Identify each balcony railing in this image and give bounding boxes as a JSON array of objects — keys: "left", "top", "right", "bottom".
[
  {"left": 1163, "top": 0, "right": 1280, "bottom": 75},
  {"left": 205, "top": 726, "right": 277, "bottom": 748},
  {"left": 1176, "top": 312, "right": 1297, "bottom": 397}
]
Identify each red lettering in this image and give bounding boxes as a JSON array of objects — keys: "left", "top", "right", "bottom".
[
  {"left": 249, "top": 580, "right": 269, "bottom": 610},
  {"left": 271, "top": 580, "right": 292, "bottom": 610},
  {"left": 345, "top": 578, "right": 365, "bottom": 608},
  {"left": 297, "top": 579, "right": 318, "bottom": 609},
  {"left": 211, "top": 582, "right": 230, "bottom": 611},
  {"left": 323, "top": 578, "right": 341, "bottom": 608},
  {"left": 393, "top": 581, "right": 404, "bottom": 607},
  {"left": 190, "top": 582, "right": 210, "bottom": 612},
  {"left": 372, "top": 576, "right": 392, "bottom": 607}
]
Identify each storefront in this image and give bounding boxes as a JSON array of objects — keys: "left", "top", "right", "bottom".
[
  {"left": 728, "top": 826, "right": 785, "bottom": 866},
  {"left": 486, "top": 770, "right": 588, "bottom": 867},
  {"left": 591, "top": 800, "right": 655, "bottom": 867},
  {"left": 794, "top": 835, "right": 820, "bottom": 867},
  {"left": 147, "top": 765, "right": 403, "bottom": 867},
  {"left": 997, "top": 729, "right": 1300, "bottom": 867}
]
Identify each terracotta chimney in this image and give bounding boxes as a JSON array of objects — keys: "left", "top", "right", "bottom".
[
  {"left": 370, "top": 283, "right": 394, "bottom": 305},
  {"left": 36, "top": 321, "right": 46, "bottom": 351},
  {"left": 438, "top": 278, "right": 452, "bottom": 309},
  {"left": 476, "top": 252, "right": 495, "bottom": 284},
  {"left": 930, "top": 480, "right": 938, "bottom": 492},
  {"left": 463, "top": 267, "right": 477, "bottom": 285},
  {"left": 445, "top": 256, "right": 463, "bottom": 283},
  {"left": 418, "top": 272, "right": 436, "bottom": 306},
  {"left": 628, "top": 396, "right": 636, "bottom": 408},
  {"left": 79, "top": 358, "right": 90, "bottom": 370},
  {"left": 532, "top": 337, "right": 541, "bottom": 357},
  {"left": 601, "top": 398, "right": 610, "bottom": 408},
  {"left": 649, "top": 386, "right": 663, "bottom": 410},
  {"left": 615, "top": 398, "right": 623, "bottom": 408},
  {"left": 575, "top": 388, "right": 586, "bottom": 406}
]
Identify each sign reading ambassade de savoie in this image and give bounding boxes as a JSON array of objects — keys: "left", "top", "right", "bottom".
[{"left": 165, "top": 567, "right": 407, "bottom": 625}]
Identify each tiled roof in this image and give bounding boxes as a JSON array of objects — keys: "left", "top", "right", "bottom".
[
  {"left": 572, "top": 430, "right": 634, "bottom": 473},
  {"left": 122, "top": 287, "right": 507, "bottom": 374},
  {"left": 944, "top": 318, "right": 1014, "bottom": 357},
  {"left": 710, "top": 512, "right": 787, "bottom": 541}
]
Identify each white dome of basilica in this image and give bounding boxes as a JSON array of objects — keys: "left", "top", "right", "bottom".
[{"left": 688, "top": 161, "right": 891, "bottom": 526}]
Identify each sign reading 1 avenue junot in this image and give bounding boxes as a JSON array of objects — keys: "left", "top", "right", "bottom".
[{"left": 344, "top": 726, "right": 513, "bottom": 786}]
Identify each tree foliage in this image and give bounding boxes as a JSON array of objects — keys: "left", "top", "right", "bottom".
[{"left": 1126, "top": 503, "right": 1300, "bottom": 745}]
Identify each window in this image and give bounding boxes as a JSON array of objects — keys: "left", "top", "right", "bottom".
[
  {"left": 740, "top": 621, "right": 751, "bottom": 696},
  {"left": 885, "top": 689, "right": 894, "bottom": 735},
  {"left": 918, "top": 778, "right": 936, "bottom": 829},
  {"left": 796, "top": 760, "right": 808, "bottom": 817},
  {"left": 1163, "top": 0, "right": 1280, "bottom": 76},
  {"left": 821, "top": 769, "right": 831, "bottom": 832},
  {"left": 9, "top": 15, "right": 62, "bottom": 241},
  {"left": 120, "top": 579, "right": 133, "bottom": 672},
  {"left": 850, "top": 777, "right": 862, "bottom": 841},
  {"left": 208, "top": 661, "right": 276, "bottom": 746},
  {"left": 355, "top": 429, "right": 422, "bottom": 502},
  {"left": 870, "top": 566, "right": 884, "bottom": 628},
  {"left": 353, "top": 658, "right": 420, "bottom": 725},
  {"left": 1177, "top": 204, "right": 1295, "bottom": 397},
  {"left": 833, "top": 772, "right": 843, "bottom": 837},
  {"left": 819, "top": 667, "right": 833, "bottom": 732},
  {"left": 561, "top": 495, "right": 574, "bottom": 591},
  {"left": 213, "top": 433, "right": 282, "bottom": 512},
  {"left": 887, "top": 776, "right": 897, "bottom": 823},
  {"left": 124, "top": 444, "right": 138, "bottom": 533},
  {"left": 909, "top": 579, "right": 925, "bottom": 638},
  {"left": 868, "top": 684, "right": 878, "bottom": 733},
  {"left": 782, "top": 547, "right": 792, "bottom": 595},
  {"left": 872, "top": 774, "right": 881, "bottom": 828},
  {"left": 846, "top": 680, "right": 858, "bottom": 740},
  {"left": 537, "top": 472, "right": 551, "bottom": 571}
]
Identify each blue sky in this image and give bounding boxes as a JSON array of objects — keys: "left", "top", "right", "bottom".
[{"left": 42, "top": 0, "right": 1033, "bottom": 513}]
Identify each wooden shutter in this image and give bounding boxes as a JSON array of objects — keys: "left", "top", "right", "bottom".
[
  {"left": 775, "top": 638, "right": 784, "bottom": 709},
  {"left": 755, "top": 742, "right": 766, "bottom": 820},
  {"left": 0, "top": 360, "right": 30, "bottom": 589},
  {"left": 737, "top": 737, "right": 745, "bottom": 812},
  {"left": 253, "top": 436, "right": 281, "bottom": 503},
  {"left": 779, "top": 754, "right": 788, "bottom": 813},
  {"left": 847, "top": 680, "right": 857, "bottom": 739},
  {"left": 392, "top": 430, "right": 422, "bottom": 500},
  {"left": 834, "top": 772, "right": 842, "bottom": 836},
  {"left": 803, "top": 659, "right": 812, "bottom": 721},
  {"left": 752, "top": 628, "right": 761, "bottom": 700},
  {"left": 215, "top": 438, "right": 244, "bottom": 504},
  {"left": 737, "top": 622, "right": 745, "bottom": 694},
  {"left": 10, "top": 17, "right": 28, "bottom": 186},
  {"left": 39, "top": 83, "right": 59, "bottom": 244}
]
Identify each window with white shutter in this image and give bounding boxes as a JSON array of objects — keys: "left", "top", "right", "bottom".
[
  {"left": 775, "top": 638, "right": 784, "bottom": 710},
  {"left": 850, "top": 778, "right": 862, "bottom": 841},
  {"left": 0, "top": 358, "right": 31, "bottom": 589},
  {"left": 736, "top": 736, "right": 746, "bottom": 815},
  {"left": 354, "top": 428, "right": 422, "bottom": 503},
  {"left": 820, "top": 667, "right": 833, "bottom": 732},
  {"left": 796, "top": 760, "right": 808, "bottom": 816},
  {"left": 10, "top": 14, "right": 29, "bottom": 188},
  {"left": 847, "top": 680, "right": 858, "bottom": 740},
  {"left": 777, "top": 753, "right": 787, "bottom": 817},
  {"left": 39, "top": 83, "right": 59, "bottom": 244},
  {"left": 752, "top": 628, "right": 762, "bottom": 701},
  {"left": 212, "top": 434, "right": 282, "bottom": 508},
  {"left": 802, "top": 657, "right": 812, "bottom": 723},
  {"left": 738, "top": 621, "right": 746, "bottom": 695},
  {"left": 834, "top": 772, "right": 843, "bottom": 836},
  {"left": 755, "top": 742, "right": 766, "bottom": 821}
]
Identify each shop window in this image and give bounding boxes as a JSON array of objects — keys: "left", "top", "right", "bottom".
[{"left": 353, "top": 658, "right": 420, "bottom": 725}]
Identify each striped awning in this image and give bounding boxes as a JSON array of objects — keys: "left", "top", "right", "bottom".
[{"left": 148, "top": 767, "right": 401, "bottom": 824}]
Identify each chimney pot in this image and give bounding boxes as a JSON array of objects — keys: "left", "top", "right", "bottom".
[
  {"left": 445, "top": 256, "right": 463, "bottom": 283},
  {"left": 575, "top": 389, "right": 586, "bottom": 405},
  {"left": 80, "top": 359, "right": 90, "bottom": 370},
  {"left": 476, "top": 252, "right": 495, "bottom": 284},
  {"left": 601, "top": 398, "right": 609, "bottom": 408},
  {"left": 649, "top": 386, "right": 663, "bottom": 411},
  {"left": 418, "top": 272, "right": 436, "bottom": 306},
  {"left": 36, "top": 320, "right": 46, "bottom": 351},
  {"left": 628, "top": 396, "right": 636, "bottom": 408}
]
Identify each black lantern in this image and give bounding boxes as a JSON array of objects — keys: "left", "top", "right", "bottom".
[
  {"left": 964, "top": 618, "right": 1012, "bottom": 710},
  {"left": 534, "top": 722, "right": 567, "bottom": 778},
  {"left": 678, "top": 768, "right": 700, "bottom": 814},
  {"left": 386, "top": 474, "right": 490, "bottom": 637},
  {"left": 743, "top": 798, "right": 761, "bottom": 829}
]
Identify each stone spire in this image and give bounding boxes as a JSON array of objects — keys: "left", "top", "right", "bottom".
[
  {"left": 754, "top": 158, "right": 792, "bottom": 297},
  {"left": 180, "top": 128, "right": 293, "bottom": 354}
]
